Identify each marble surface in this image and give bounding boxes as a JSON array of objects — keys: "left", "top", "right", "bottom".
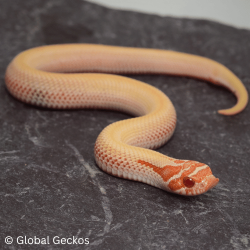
[{"left": 0, "top": 1, "right": 250, "bottom": 249}]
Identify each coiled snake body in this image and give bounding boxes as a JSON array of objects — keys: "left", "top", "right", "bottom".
[{"left": 5, "top": 44, "right": 248, "bottom": 195}]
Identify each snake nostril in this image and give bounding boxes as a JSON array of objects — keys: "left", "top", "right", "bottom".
[{"left": 183, "top": 177, "right": 195, "bottom": 188}]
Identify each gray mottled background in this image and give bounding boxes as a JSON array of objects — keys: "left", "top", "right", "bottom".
[{"left": 0, "top": 1, "right": 249, "bottom": 249}]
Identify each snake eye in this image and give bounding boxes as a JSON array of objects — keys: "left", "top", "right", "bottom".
[{"left": 183, "top": 177, "right": 195, "bottom": 188}]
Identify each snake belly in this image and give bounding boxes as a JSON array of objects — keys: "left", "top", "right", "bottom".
[{"left": 5, "top": 44, "right": 248, "bottom": 196}]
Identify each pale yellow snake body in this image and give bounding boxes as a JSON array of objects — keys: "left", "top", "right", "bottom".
[{"left": 5, "top": 44, "right": 248, "bottom": 196}]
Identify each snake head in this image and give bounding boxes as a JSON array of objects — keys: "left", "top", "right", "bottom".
[{"left": 165, "top": 160, "right": 219, "bottom": 196}]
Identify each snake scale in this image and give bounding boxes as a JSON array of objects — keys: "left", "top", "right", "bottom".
[{"left": 5, "top": 44, "right": 248, "bottom": 195}]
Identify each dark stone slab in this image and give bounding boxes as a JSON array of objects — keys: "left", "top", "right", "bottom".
[{"left": 0, "top": 1, "right": 249, "bottom": 249}]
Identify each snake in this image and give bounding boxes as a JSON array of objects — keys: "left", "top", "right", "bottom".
[{"left": 5, "top": 44, "right": 248, "bottom": 196}]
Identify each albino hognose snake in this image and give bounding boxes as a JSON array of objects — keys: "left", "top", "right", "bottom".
[{"left": 5, "top": 44, "right": 248, "bottom": 195}]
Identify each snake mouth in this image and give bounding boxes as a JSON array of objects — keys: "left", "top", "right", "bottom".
[{"left": 205, "top": 175, "right": 219, "bottom": 191}]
